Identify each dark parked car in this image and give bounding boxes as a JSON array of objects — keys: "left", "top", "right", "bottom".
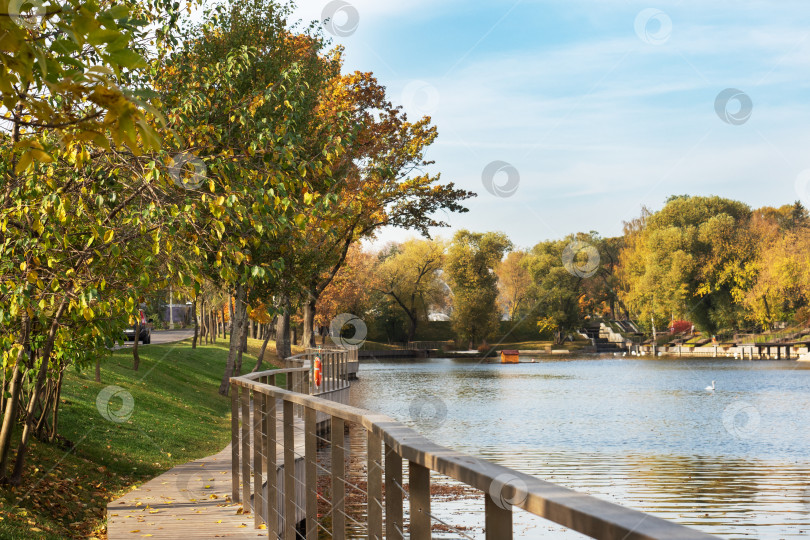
[{"left": 124, "top": 310, "right": 152, "bottom": 344}]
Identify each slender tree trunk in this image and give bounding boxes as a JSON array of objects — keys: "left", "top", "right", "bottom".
[
  {"left": 191, "top": 298, "right": 199, "bottom": 349},
  {"left": 222, "top": 304, "right": 227, "bottom": 340},
  {"left": 218, "top": 285, "right": 245, "bottom": 395},
  {"left": 132, "top": 319, "right": 141, "bottom": 371},
  {"left": 47, "top": 366, "right": 65, "bottom": 443},
  {"left": 0, "top": 313, "right": 31, "bottom": 480},
  {"left": 302, "top": 292, "right": 318, "bottom": 348},
  {"left": 12, "top": 298, "right": 67, "bottom": 485},
  {"left": 275, "top": 295, "right": 292, "bottom": 360},
  {"left": 95, "top": 359, "right": 100, "bottom": 382},
  {"left": 253, "top": 325, "right": 273, "bottom": 372},
  {"left": 0, "top": 356, "right": 24, "bottom": 481},
  {"left": 229, "top": 296, "right": 235, "bottom": 337},
  {"left": 235, "top": 312, "right": 249, "bottom": 376},
  {"left": 210, "top": 310, "right": 216, "bottom": 343}
]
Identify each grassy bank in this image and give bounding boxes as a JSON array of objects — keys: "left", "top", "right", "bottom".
[{"left": 0, "top": 336, "right": 284, "bottom": 539}]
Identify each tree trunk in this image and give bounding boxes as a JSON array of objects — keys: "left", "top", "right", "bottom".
[
  {"left": 302, "top": 294, "right": 317, "bottom": 348},
  {"left": 191, "top": 299, "right": 199, "bottom": 349},
  {"left": 0, "top": 314, "right": 31, "bottom": 479},
  {"left": 407, "top": 315, "right": 418, "bottom": 343},
  {"left": 275, "top": 295, "right": 292, "bottom": 360},
  {"left": 12, "top": 298, "right": 68, "bottom": 485},
  {"left": 218, "top": 285, "right": 245, "bottom": 395},
  {"left": 210, "top": 310, "right": 216, "bottom": 343},
  {"left": 229, "top": 296, "right": 235, "bottom": 337},
  {"left": 47, "top": 366, "right": 65, "bottom": 443},
  {"left": 235, "top": 311, "right": 249, "bottom": 376},
  {"left": 0, "top": 355, "right": 24, "bottom": 481},
  {"left": 253, "top": 325, "right": 272, "bottom": 372},
  {"left": 132, "top": 319, "right": 141, "bottom": 371},
  {"left": 222, "top": 304, "right": 228, "bottom": 340},
  {"left": 95, "top": 359, "right": 100, "bottom": 382}
]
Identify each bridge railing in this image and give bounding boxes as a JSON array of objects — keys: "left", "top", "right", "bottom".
[{"left": 229, "top": 366, "right": 714, "bottom": 539}]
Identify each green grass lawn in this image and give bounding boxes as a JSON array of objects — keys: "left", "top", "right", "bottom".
[{"left": 0, "top": 337, "right": 282, "bottom": 539}]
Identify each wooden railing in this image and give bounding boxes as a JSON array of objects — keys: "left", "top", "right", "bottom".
[
  {"left": 405, "top": 340, "right": 454, "bottom": 350},
  {"left": 230, "top": 365, "right": 716, "bottom": 539}
]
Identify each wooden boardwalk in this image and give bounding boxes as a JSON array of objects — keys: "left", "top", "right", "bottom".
[
  {"left": 106, "top": 443, "right": 263, "bottom": 539},
  {"left": 107, "top": 402, "right": 308, "bottom": 540}
]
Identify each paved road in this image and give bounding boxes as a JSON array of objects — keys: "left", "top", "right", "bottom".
[{"left": 118, "top": 329, "right": 195, "bottom": 348}]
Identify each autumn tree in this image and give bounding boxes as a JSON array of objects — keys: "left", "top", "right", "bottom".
[
  {"left": 155, "top": 0, "right": 352, "bottom": 394},
  {"left": 619, "top": 195, "right": 755, "bottom": 333},
  {"left": 376, "top": 238, "right": 446, "bottom": 341},
  {"left": 314, "top": 243, "right": 377, "bottom": 341},
  {"left": 445, "top": 231, "right": 511, "bottom": 348},
  {"left": 496, "top": 250, "right": 532, "bottom": 321},
  {"left": 290, "top": 69, "right": 474, "bottom": 348},
  {"left": 742, "top": 202, "right": 810, "bottom": 328}
]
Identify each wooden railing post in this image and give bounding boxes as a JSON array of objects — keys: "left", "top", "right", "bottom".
[
  {"left": 385, "top": 443, "right": 403, "bottom": 540},
  {"left": 231, "top": 383, "right": 240, "bottom": 503},
  {"left": 367, "top": 430, "right": 383, "bottom": 540},
  {"left": 264, "top": 391, "right": 278, "bottom": 535},
  {"left": 240, "top": 387, "right": 251, "bottom": 511},
  {"left": 485, "top": 493, "right": 513, "bottom": 540},
  {"left": 331, "top": 417, "right": 345, "bottom": 540},
  {"left": 253, "top": 392, "right": 264, "bottom": 529},
  {"left": 409, "top": 462, "right": 431, "bottom": 539},
  {"left": 283, "top": 400, "right": 296, "bottom": 540},
  {"left": 304, "top": 407, "right": 317, "bottom": 540}
]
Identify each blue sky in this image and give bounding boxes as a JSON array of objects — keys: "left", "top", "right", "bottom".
[{"left": 291, "top": 0, "right": 810, "bottom": 249}]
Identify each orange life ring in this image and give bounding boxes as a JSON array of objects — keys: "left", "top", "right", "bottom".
[{"left": 313, "top": 356, "right": 322, "bottom": 388}]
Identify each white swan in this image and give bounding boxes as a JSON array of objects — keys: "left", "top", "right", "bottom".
[{"left": 705, "top": 381, "right": 715, "bottom": 391}]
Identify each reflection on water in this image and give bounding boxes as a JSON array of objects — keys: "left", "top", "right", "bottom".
[{"left": 345, "top": 357, "right": 810, "bottom": 538}]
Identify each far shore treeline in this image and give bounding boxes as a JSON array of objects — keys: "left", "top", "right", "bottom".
[{"left": 319, "top": 196, "right": 810, "bottom": 349}]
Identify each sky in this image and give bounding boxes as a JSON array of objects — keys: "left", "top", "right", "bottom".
[{"left": 288, "top": 0, "right": 810, "bottom": 249}]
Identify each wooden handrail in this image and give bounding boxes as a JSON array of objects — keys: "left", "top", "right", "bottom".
[{"left": 230, "top": 369, "right": 717, "bottom": 539}]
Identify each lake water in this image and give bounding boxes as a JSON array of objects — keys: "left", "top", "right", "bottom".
[{"left": 347, "top": 356, "right": 810, "bottom": 539}]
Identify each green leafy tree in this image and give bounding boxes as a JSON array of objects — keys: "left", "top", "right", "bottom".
[
  {"left": 526, "top": 234, "right": 604, "bottom": 344},
  {"left": 0, "top": 0, "right": 183, "bottom": 485},
  {"left": 619, "top": 196, "right": 754, "bottom": 333},
  {"left": 155, "top": 0, "right": 351, "bottom": 394},
  {"left": 445, "top": 231, "right": 511, "bottom": 348}
]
